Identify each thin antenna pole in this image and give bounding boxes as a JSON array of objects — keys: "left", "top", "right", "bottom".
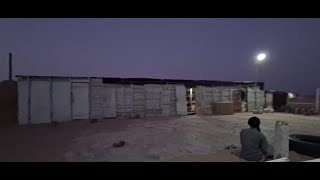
[{"left": 9, "top": 52, "right": 12, "bottom": 80}]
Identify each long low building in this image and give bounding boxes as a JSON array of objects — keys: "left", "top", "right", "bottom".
[{"left": 16, "top": 75, "right": 265, "bottom": 125}]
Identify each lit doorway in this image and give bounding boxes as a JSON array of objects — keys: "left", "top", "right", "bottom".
[{"left": 186, "top": 87, "right": 196, "bottom": 113}]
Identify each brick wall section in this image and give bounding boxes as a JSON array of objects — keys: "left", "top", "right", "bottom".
[
  {"left": 90, "top": 78, "right": 105, "bottom": 119},
  {"left": 169, "top": 85, "right": 177, "bottom": 115}
]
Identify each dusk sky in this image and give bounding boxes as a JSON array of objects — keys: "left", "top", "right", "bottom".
[{"left": 0, "top": 18, "right": 319, "bottom": 95}]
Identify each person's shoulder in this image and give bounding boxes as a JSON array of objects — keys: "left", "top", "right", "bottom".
[
  {"left": 240, "top": 128, "right": 249, "bottom": 133},
  {"left": 258, "top": 131, "right": 267, "bottom": 138}
]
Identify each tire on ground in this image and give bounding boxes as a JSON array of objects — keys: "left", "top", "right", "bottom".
[{"left": 289, "top": 134, "right": 320, "bottom": 158}]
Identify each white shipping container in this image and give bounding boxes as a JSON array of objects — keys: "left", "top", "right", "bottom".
[{"left": 30, "top": 80, "right": 50, "bottom": 124}]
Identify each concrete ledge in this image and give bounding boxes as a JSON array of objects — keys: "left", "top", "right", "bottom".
[
  {"left": 266, "top": 157, "right": 290, "bottom": 162},
  {"left": 303, "top": 158, "right": 320, "bottom": 162}
]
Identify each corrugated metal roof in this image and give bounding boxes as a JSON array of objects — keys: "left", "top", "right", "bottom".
[{"left": 15, "top": 75, "right": 264, "bottom": 89}]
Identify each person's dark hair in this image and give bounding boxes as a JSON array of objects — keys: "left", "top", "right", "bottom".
[{"left": 248, "top": 116, "right": 261, "bottom": 131}]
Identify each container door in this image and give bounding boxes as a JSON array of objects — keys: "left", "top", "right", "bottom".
[
  {"left": 72, "top": 82, "right": 89, "bottom": 120},
  {"left": 52, "top": 80, "right": 71, "bottom": 122}
]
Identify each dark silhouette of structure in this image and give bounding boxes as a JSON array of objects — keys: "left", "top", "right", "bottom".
[{"left": 9, "top": 53, "right": 12, "bottom": 81}]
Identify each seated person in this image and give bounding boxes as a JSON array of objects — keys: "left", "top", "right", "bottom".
[{"left": 240, "top": 116, "right": 268, "bottom": 162}]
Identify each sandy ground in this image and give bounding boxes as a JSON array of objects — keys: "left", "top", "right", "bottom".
[{"left": 0, "top": 113, "right": 319, "bottom": 162}]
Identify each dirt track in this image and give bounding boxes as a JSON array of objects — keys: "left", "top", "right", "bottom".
[{"left": 0, "top": 113, "right": 319, "bottom": 162}]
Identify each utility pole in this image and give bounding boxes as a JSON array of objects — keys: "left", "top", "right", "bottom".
[
  {"left": 9, "top": 52, "right": 12, "bottom": 80},
  {"left": 316, "top": 88, "right": 320, "bottom": 113}
]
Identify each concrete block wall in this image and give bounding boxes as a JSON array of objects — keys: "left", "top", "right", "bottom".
[
  {"left": 90, "top": 80, "right": 118, "bottom": 119},
  {"left": 213, "top": 87, "right": 221, "bottom": 102},
  {"left": 132, "top": 85, "right": 145, "bottom": 118},
  {"left": 169, "top": 85, "right": 177, "bottom": 115},
  {"left": 247, "top": 87, "right": 265, "bottom": 112},
  {"left": 144, "top": 84, "right": 162, "bottom": 117},
  {"left": 91, "top": 82, "right": 245, "bottom": 118},
  {"left": 161, "top": 84, "right": 177, "bottom": 116},
  {"left": 231, "top": 88, "right": 242, "bottom": 112},
  {"left": 265, "top": 92, "right": 273, "bottom": 108},
  {"left": 195, "top": 86, "right": 233, "bottom": 115},
  {"left": 116, "top": 84, "right": 144, "bottom": 118},
  {"left": 116, "top": 85, "right": 128, "bottom": 117},
  {"left": 104, "top": 84, "right": 117, "bottom": 118},
  {"left": 195, "top": 86, "right": 214, "bottom": 115},
  {"left": 89, "top": 79, "right": 185, "bottom": 119},
  {"left": 256, "top": 91, "right": 265, "bottom": 108},
  {"left": 221, "top": 87, "right": 233, "bottom": 102},
  {"left": 160, "top": 84, "right": 170, "bottom": 116},
  {"left": 90, "top": 78, "right": 105, "bottom": 119},
  {"left": 175, "top": 85, "right": 188, "bottom": 116}
]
